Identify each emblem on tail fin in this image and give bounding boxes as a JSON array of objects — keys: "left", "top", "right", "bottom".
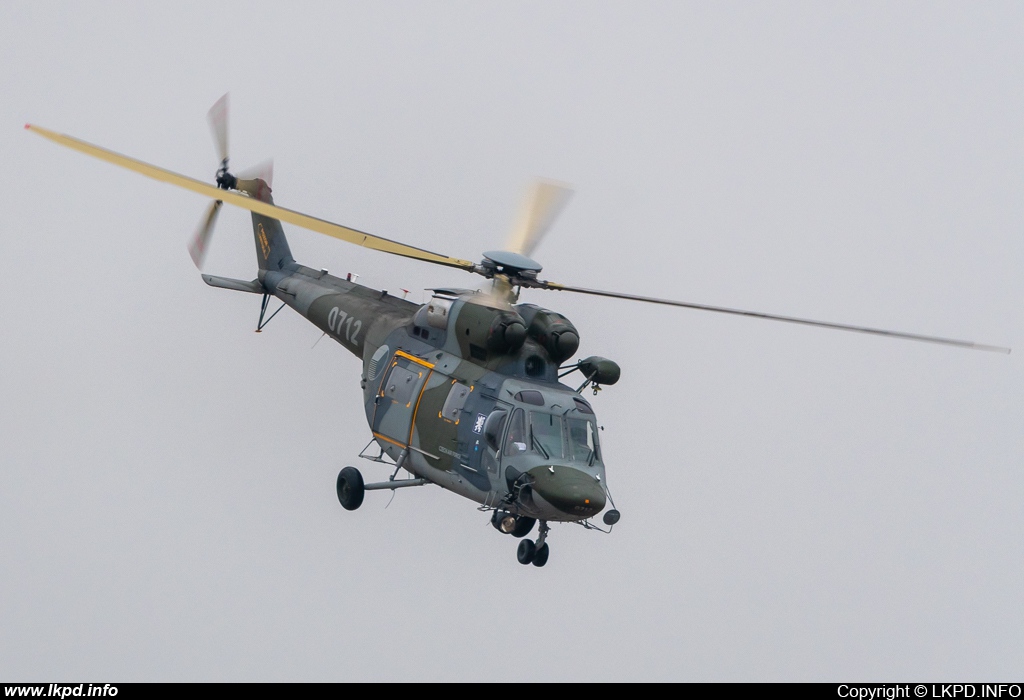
[{"left": 257, "top": 223, "right": 271, "bottom": 260}]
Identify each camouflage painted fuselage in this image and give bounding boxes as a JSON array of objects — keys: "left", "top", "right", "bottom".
[
  {"left": 231, "top": 176, "right": 610, "bottom": 523},
  {"left": 259, "top": 263, "right": 609, "bottom": 523}
]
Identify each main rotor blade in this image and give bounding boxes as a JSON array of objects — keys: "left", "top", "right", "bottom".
[
  {"left": 536, "top": 281, "right": 1011, "bottom": 353},
  {"left": 188, "top": 200, "right": 222, "bottom": 269},
  {"left": 27, "top": 125, "right": 477, "bottom": 271},
  {"left": 504, "top": 180, "right": 573, "bottom": 258},
  {"left": 207, "top": 93, "right": 229, "bottom": 163}
]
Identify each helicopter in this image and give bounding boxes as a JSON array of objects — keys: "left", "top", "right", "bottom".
[{"left": 26, "top": 95, "right": 1010, "bottom": 567}]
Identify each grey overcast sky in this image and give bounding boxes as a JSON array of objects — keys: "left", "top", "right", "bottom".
[{"left": 2, "top": 1, "right": 1022, "bottom": 682}]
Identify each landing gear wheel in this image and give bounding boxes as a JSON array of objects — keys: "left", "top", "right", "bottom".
[
  {"left": 517, "top": 538, "right": 536, "bottom": 565},
  {"left": 532, "top": 542, "right": 549, "bottom": 567},
  {"left": 336, "top": 466, "right": 364, "bottom": 511}
]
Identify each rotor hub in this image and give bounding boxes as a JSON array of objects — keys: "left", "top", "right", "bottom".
[
  {"left": 480, "top": 250, "right": 542, "bottom": 279},
  {"left": 215, "top": 159, "right": 236, "bottom": 190}
]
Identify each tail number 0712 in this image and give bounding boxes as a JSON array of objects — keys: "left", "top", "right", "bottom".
[{"left": 328, "top": 307, "right": 362, "bottom": 344}]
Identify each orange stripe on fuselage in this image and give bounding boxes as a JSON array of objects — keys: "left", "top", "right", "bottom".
[{"left": 394, "top": 350, "right": 435, "bottom": 369}]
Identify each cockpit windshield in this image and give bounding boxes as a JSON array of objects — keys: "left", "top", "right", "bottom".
[
  {"left": 530, "top": 412, "right": 564, "bottom": 460},
  {"left": 500, "top": 405, "right": 602, "bottom": 465},
  {"left": 525, "top": 411, "right": 600, "bottom": 464}
]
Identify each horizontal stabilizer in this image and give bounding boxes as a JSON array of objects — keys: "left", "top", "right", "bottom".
[{"left": 202, "top": 275, "right": 264, "bottom": 294}]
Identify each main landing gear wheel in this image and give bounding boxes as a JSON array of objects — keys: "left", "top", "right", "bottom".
[
  {"left": 531, "top": 542, "right": 549, "bottom": 567},
  {"left": 516, "top": 539, "right": 551, "bottom": 567},
  {"left": 517, "top": 539, "right": 536, "bottom": 565},
  {"left": 336, "top": 466, "right": 364, "bottom": 511},
  {"left": 516, "top": 520, "right": 550, "bottom": 567}
]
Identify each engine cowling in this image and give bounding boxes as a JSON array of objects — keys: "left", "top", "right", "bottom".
[
  {"left": 516, "top": 304, "right": 580, "bottom": 364},
  {"left": 454, "top": 300, "right": 528, "bottom": 359}
]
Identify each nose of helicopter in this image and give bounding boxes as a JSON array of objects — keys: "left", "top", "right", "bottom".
[{"left": 527, "top": 464, "right": 606, "bottom": 519}]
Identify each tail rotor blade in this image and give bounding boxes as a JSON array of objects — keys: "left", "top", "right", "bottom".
[
  {"left": 207, "top": 93, "right": 229, "bottom": 164},
  {"left": 188, "top": 200, "right": 222, "bottom": 269},
  {"left": 237, "top": 158, "right": 273, "bottom": 188},
  {"left": 504, "top": 179, "right": 573, "bottom": 258},
  {"left": 236, "top": 159, "right": 274, "bottom": 203}
]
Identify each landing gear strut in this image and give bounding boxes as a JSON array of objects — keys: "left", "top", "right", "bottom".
[{"left": 516, "top": 521, "right": 550, "bottom": 567}]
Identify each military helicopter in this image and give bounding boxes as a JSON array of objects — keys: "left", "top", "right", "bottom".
[{"left": 27, "top": 96, "right": 1010, "bottom": 567}]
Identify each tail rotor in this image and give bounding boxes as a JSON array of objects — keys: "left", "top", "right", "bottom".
[{"left": 188, "top": 93, "right": 272, "bottom": 269}]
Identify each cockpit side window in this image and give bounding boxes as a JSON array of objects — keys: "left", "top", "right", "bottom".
[
  {"left": 503, "top": 409, "right": 528, "bottom": 456},
  {"left": 567, "top": 417, "right": 600, "bottom": 464}
]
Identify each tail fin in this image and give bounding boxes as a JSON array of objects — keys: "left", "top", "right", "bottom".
[{"left": 237, "top": 178, "right": 294, "bottom": 271}]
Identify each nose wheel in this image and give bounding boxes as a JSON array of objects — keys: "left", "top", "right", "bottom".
[{"left": 515, "top": 521, "right": 550, "bottom": 567}]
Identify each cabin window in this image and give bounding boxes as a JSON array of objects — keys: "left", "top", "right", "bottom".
[
  {"left": 383, "top": 366, "right": 420, "bottom": 406},
  {"left": 440, "top": 382, "right": 471, "bottom": 422},
  {"left": 573, "top": 397, "right": 594, "bottom": 414}
]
